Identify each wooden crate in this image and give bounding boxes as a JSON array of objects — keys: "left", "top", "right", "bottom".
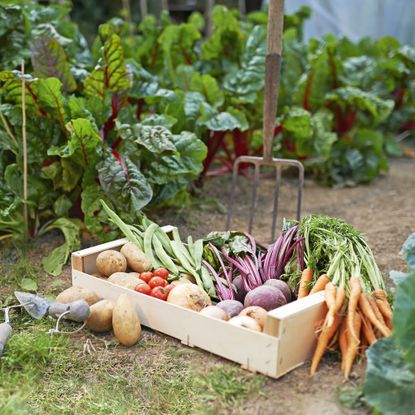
[{"left": 71, "top": 236, "right": 326, "bottom": 379}]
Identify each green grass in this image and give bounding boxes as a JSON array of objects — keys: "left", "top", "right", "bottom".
[{"left": 0, "top": 244, "right": 265, "bottom": 414}]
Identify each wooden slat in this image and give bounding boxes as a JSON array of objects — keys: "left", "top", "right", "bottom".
[{"left": 73, "top": 270, "right": 280, "bottom": 377}]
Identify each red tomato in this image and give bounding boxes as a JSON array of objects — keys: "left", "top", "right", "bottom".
[
  {"left": 134, "top": 283, "right": 151, "bottom": 295},
  {"left": 150, "top": 286, "right": 169, "bottom": 301},
  {"left": 148, "top": 276, "right": 168, "bottom": 289},
  {"left": 165, "top": 284, "right": 174, "bottom": 295},
  {"left": 153, "top": 267, "right": 169, "bottom": 280},
  {"left": 140, "top": 272, "right": 154, "bottom": 283}
]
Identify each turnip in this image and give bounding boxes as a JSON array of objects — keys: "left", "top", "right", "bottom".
[
  {"left": 199, "top": 306, "right": 229, "bottom": 321},
  {"left": 244, "top": 286, "right": 287, "bottom": 311},
  {"left": 263, "top": 279, "right": 292, "bottom": 302},
  {"left": 216, "top": 300, "right": 244, "bottom": 317},
  {"left": 239, "top": 306, "right": 267, "bottom": 331},
  {"left": 228, "top": 316, "right": 261, "bottom": 332},
  {"left": 167, "top": 284, "right": 211, "bottom": 311}
]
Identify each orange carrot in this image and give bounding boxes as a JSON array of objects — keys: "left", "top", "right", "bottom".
[
  {"left": 325, "top": 282, "right": 336, "bottom": 310},
  {"left": 373, "top": 289, "right": 393, "bottom": 321},
  {"left": 358, "top": 293, "right": 391, "bottom": 337},
  {"left": 310, "top": 313, "right": 342, "bottom": 376},
  {"left": 360, "top": 331, "right": 368, "bottom": 357},
  {"left": 339, "top": 318, "right": 348, "bottom": 371},
  {"left": 347, "top": 277, "right": 362, "bottom": 342},
  {"left": 344, "top": 312, "right": 362, "bottom": 379},
  {"left": 368, "top": 296, "right": 386, "bottom": 326},
  {"left": 309, "top": 274, "right": 331, "bottom": 295},
  {"left": 327, "top": 286, "right": 346, "bottom": 328},
  {"left": 298, "top": 268, "right": 314, "bottom": 298},
  {"left": 360, "top": 311, "right": 377, "bottom": 345}
]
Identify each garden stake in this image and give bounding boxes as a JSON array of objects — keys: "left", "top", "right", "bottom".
[{"left": 225, "top": 0, "right": 304, "bottom": 242}]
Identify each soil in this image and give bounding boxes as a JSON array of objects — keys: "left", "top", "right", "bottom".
[{"left": 1, "top": 158, "right": 414, "bottom": 414}]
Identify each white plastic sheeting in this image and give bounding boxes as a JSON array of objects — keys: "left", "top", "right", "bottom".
[{"left": 270, "top": 0, "right": 415, "bottom": 46}]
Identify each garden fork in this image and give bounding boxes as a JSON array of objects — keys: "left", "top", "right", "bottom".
[{"left": 225, "top": 0, "right": 304, "bottom": 242}]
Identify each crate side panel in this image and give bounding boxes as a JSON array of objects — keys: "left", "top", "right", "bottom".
[{"left": 72, "top": 271, "right": 279, "bottom": 377}]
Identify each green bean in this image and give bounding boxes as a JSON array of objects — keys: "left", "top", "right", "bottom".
[
  {"left": 191, "top": 239, "right": 204, "bottom": 271},
  {"left": 201, "top": 265, "right": 217, "bottom": 298},
  {"left": 172, "top": 229, "right": 195, "bottom": 267},
  {"left": 143, "top": 223, "right": 161, "bottom": 269},
  {"left": 152, "top": 236, "right": 179, "bottom": 275}
]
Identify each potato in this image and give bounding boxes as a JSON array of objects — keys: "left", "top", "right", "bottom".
[
  {"left": 87, "top": 300, "right": 114, "bottom": 332},
  {"left": 56, "top": 286, "right": 100, "bottom": 306},
  {"left": 96, "top": 250, "right": 127, "bottom": 277},
  {"left": 112, "top": 294, "right": 141, "bottom": 346},
  {"left": 108, "top": 272, "right": 141, "bottom": 290},
  {"left": 120, "top": 243, "right": 152, "bottom": 273}
]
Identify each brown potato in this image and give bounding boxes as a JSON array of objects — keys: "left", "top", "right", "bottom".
[
  {"left": 108, "top": 272, "right": 141, "bottom": 290},
  {"left": 96, "top": 250, "right": 127, "bottom": 277},
  {"left": 87, "top": 300, "right": 114, "bottom": 332},
  {"left": 120, "top": 243, "right": 152, "bottom": 273},
  {"left": 56, "top": 286, "right": 100, "bottom": 306},
  {"left": 112, "top": 294, "right": 141, "bottom": 346}
]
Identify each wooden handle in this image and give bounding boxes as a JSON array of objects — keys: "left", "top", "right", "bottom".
[{"left": 263, "top": 0, "right": 285, "bottom": 161}]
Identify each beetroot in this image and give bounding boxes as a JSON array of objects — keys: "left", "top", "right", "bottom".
[
  {"left": 216, "top": 300, "right": 244, "bottom": 317},
  {"left": 264, "top": 279, "right": 292, "bottom": 302},
  {"left": 232, "top": 276, "right": 246, "bottom": 303},
  {"left": 244, "top": 286, "right": 287, "bottom": 311}
]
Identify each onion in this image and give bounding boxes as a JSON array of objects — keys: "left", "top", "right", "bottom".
[
  {"left": 170, "top": 278, "right": 194, "bottom": 287},
  {"left": 167, "top": 284, "right": 211, "bottom": 311},
  {"left": 216, "top": 300, "right": 244, "bottom": 317},
  {"left": 199, "top": 306, "right": 229, "bottom": 321},
  {"left": 228, "top": 316, "right": 261, "bottom": 332}
]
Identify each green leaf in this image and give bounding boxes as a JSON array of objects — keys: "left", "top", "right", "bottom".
[
  {"left": 393, "top": 271, "right": 415, "bottom": 353},
  {"left": 198, "top": 107, "right": 249, "bottom": 132},
  {"left": 31, "top": 36, "right": 76, "bottom": 92},
  {"left": 364, "top": 336, "right": 415, "bottom": 415},
  {"left": 84, "top": 33, "right": 130, "bottom": 98},
  {"left": 140, "top": 114, "right": 177, "bottom": 130},
  {"left": 401, "top": 233, "right": 415, "bottom": 271},
  {"left": 42, "top": 218, "right": 81, "bottom": 276},
  {"left": 190, "top": 73, "right": 224, "bottom": 108},
  {"left": 97, "top": 152, "right": 153, "bottom": 212},
  {"left": 19, "top": 278, "right": 38, "bottom": 292},
  {"left": 116, "top": 121, "right": 176, "bottom": 153}
]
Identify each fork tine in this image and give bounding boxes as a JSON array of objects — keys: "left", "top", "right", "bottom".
[
  {"left": 271, "top": 166, "right": 281, "bottom": 242},
  {"left": 248, "top": 163, "right": 260, "bottom": 234}
]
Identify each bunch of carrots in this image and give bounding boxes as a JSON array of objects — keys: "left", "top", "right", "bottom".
[{"left": 298, "top": 269, "right": 393, "bottom": 378}]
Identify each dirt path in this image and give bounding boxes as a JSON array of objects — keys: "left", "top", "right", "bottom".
[{"left": 1, "top": 159, "right": 413, "bottom": 414}]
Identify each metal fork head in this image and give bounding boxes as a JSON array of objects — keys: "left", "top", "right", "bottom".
[{"left": 225, "top": 156, "right": 304, "bottom": 243}]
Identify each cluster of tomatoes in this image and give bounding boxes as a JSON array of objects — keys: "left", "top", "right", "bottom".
[{"left": 134, "top": 267, "right": 174, "bottom": 301}]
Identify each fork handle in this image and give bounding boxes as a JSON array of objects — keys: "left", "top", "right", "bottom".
[{"left": 263, "top": 0, "right": 285, "bottom": 161}]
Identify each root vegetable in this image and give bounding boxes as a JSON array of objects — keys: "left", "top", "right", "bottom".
[
  {"left": 108, "top": 272, "right": 142, "bottom": 289},
  {"left": 360, "top": 311, "right": 377, "bottom": 345},
  {"left": 112, "top": 294, "right": 141, "bottom": 346},
  {"left": 310, "top": 313, "right": 342, "bottom": 376},
  {"left": 56, "top": 286, "right": 100, "bottom": 306},
  {"left": 128, "top": 272, "right": 141, "bottom": 279},
  {"left": 344, "top": 312, "right": 362, "bottom": 379},
  {"left": 327, "top": 285, "right": 345, "bottom": 328},
  {"left": 264, "top": 279, "right": 291, "bottom": 302},
  {"left": 347, "top": 276, "right": 362, "bottom": 342},
  {"left": 244, "top": 286, "right": 286, "bottom": 311},
  {"left": 298, "top": 268, "right": 313, "bottom": 298},
  {"left": 339, "top": 318, "right": 348, "bottom": 371},
  {"left": 120, "top": 242, "right": 151, "bottom": 273},
  {"left": 96, "top": 250, "right": 127, "bottom": 277},
  {"left": 239, "top": 306, "right": 267, "bottom": 331},
  {"left": 167, "top": 284, "right": 211, "bottom": 311},
  {"left": 309, "top": 274, "right": 331, "bottom": 295},
  {"left": 232, "top": 276, "right": 246, "bottom": 303},
  {"left": 373, "top": 289, "right": 393, "bottom": 321},
  {"left": 199, "top": 306, "right": 229, "bottom": 321},
  {"left": 228, "top": 316, "right": 261, "bottom": 332},
  {"left": 216, "top": 300, "right": 244, "bottom": 317},
  {"left": 87, "top": 300, "right": 114, "bottom": 332},
  {"left": 358, "top": 293, "right": 391, "bottom": 337}
]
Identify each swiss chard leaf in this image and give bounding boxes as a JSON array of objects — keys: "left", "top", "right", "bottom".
[
  {"left": 31, "top": 35, "right": 76, "bottom": 92},
  {"left": 41, "top": 218, "right": 81, "bottom": 276}
]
